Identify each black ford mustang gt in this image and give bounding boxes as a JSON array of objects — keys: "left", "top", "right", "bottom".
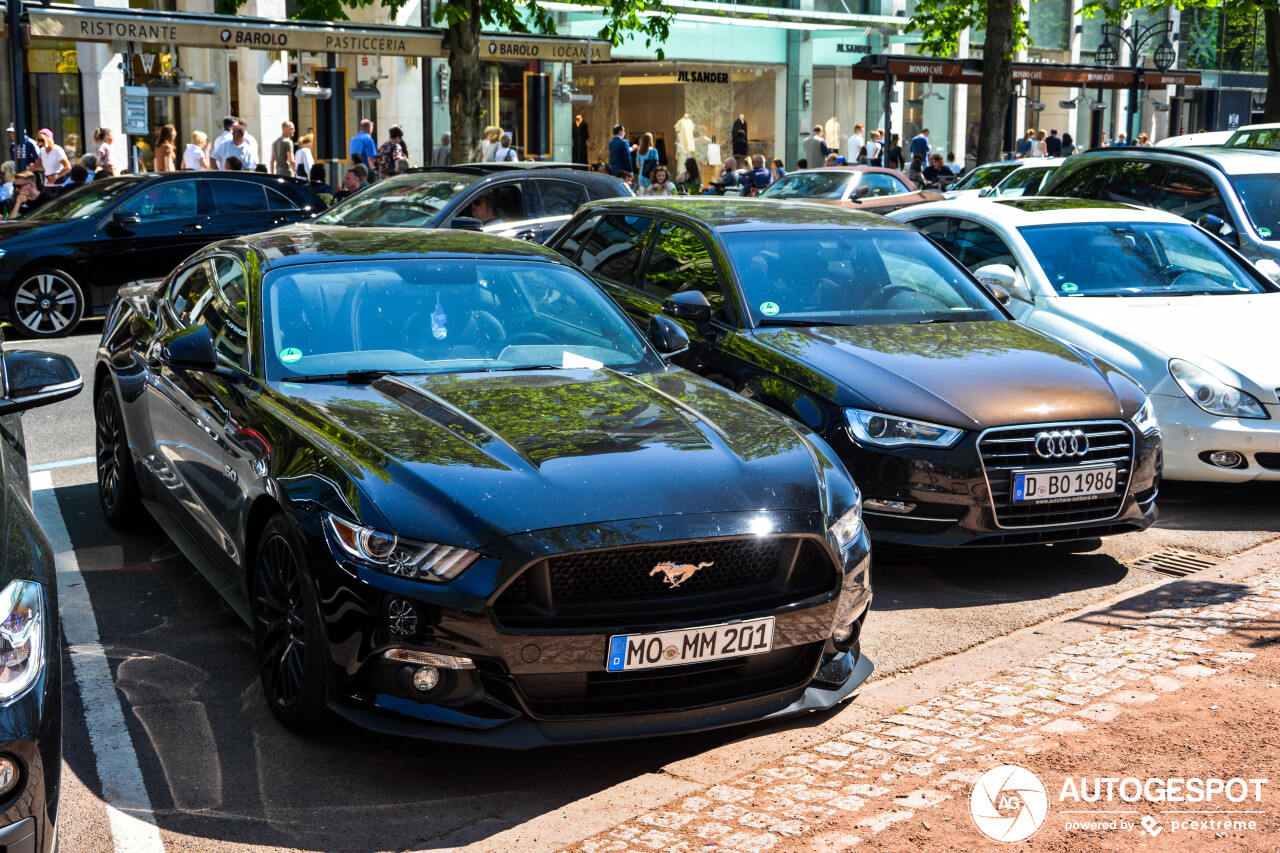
[{"left": 94, "top": 226, "right": 873, "bottom": 747}]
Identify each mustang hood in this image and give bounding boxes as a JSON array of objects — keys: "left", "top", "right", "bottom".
[
  {"left": 283, "top": 368, "right": 831, "bottom": 547},
  {"left": 1048, "top": 293, "right": 1280, "bottom": 398},
  {"left": 754, "top": 321, "right": 1130, "bottom": 428}
]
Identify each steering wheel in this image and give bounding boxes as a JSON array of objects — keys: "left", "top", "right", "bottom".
[
  {"left": 502, "top": 332, "right": 556, "bottom": 347},
  {"left": 867, "top": 284, "right": 918, "bottom": 310}
]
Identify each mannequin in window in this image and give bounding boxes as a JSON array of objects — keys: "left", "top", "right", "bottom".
[
  {"left": 675, "top": 114, "right": 696, "bottom": 163},
  {"left": 825, "top": 117, "right": 840, "bottom": 153},
  {"left": 732, "top": 114, "right": 747, "bottom": 142}
]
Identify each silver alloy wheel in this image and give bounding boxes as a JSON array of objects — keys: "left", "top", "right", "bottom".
[{"left": 13, "top": 272, "right": 80, "bottom": 336}]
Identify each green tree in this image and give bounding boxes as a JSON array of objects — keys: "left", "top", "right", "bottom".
[
  {"left": 219, "top": 0, "right": 675, "bottom": 163},
  {"left": 907, "top": 0, "right": 1029, "bottom": 163}
]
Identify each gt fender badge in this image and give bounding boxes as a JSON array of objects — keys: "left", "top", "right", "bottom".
[{"left": 650, "top": 561, "right": 712, "bottom": 588}]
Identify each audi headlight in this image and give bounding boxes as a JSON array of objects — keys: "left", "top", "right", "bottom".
[
  {"left": 830, "top": 492, "right": 863, "bottom": 551},
  {"left": 845, "top": 408, "right": 964, "bottom": 448},
  {"left": 0, "top": 581, "right": 44, "bottom": 705},
  {"left": 324, "top": 514, "right": 480, "bottom": 582},
  {"left": 1130, "top": 396, "right": 1160, "bottom": 436},
  {"left": 1169, "top": 359, "right": 1268, "bottom": 420}
]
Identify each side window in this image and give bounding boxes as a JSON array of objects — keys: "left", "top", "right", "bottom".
[
  {"left": 266, "top": 187, "right": 300, "bottom": 211},
  {"left": 537, "top": 180, "right": 589, "bottom": 217},
  {"left": 466, "top": 184, "right": 525, "bottom": 223},
  {"left": 859, "top": 173, "right": 908, "bottom": 197},
  {"left": 577, "top": 214, "right": 654, "bottom": 287},
  {"left": 908, "top": 216, "right": 954, "bottom": 244},
  {"left": 1047, "top": 161, "right": 1106, "bottom": 198},
  {"left": 1096, "top": 160, "right": 1166, "bottom": 207},
  {"left": 1155, "top": 166, "right": 1230, "bottom": 224},
  {"left": 998, "top": 167, "right": 1049, "bottom": 196},
  {"left": 117, "top": 181, "right": 198, "bottom": 222},
  {"left": 554, "top": 214, "right": 602, "bottom": 264},
  {"left": 952, "top": 220, "right": 1017, "bottom": 271},
  {"left": 641, "top": 221, "right": 728, "bottom": 318},
  {"left": 211, "top": 180, "right": 269, "bottom": 213},
  {"left": 207, "top": 256, "right": 250, "bottom": 370},
  {"left": 167, "top": 261, "right": 215, "bottom": 326}
]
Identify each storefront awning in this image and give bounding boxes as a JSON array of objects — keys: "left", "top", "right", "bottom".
[
  {"left": 19, "top": 3, "right": 609, "bottom": 61},
  {"left": 851, "top": 56, "right": 1200, "bottom": 90}
]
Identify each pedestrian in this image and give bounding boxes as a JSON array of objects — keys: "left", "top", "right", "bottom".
[
  {"left": 1046, "top": 128, "right": 1062, "bottom": 157},
  {"left": 1136, "top": 132, "right": 1151, "bottom": 147},
  {"left": 740, "top": 154, "right": 772, "bottom": 195},
  {"left": 308, "top": 163, "right": 333, "bottom": 196},
  {"left": 572, "top": 115, "right": 589, "bottom": 164},
  {"left": 1114, "top": 132, "right": 1128, "bottom": 147},
  {"left": 270, "top": 120, "right": 296, "bottom": 178},
  {"left": 8, "top": 171, "right": 47, "bottom": 218},
  {"left": 490, "top": 132, "right": 518, "bottom": 163},
  {"left": 153, "top": 124, "right": 177, "bottom": 172},
  {"left": 796, "top": 158, "right": 808, "bottom": 170},
  {"left": 79, "top": 154, "right": 97, "bottom": 181},
  {"left": 1031, "top": 129, "right": 1048, "bottom": 158},
  {"left": 847, "top": 123, "right": 865, "bottom": 160},
  {"left": 1016, "top": 128, "right": 1034, "bottom": 158},
  {"left": 636, "top": 132, "right": 659, "bottom": 189},
  {"left": 395, "top": 158, "right": 410, "bottom": 175},
  {"left": 348, "top": 119, "right": 377, "bottom": 165},
  {"left": 432, "top": 132, "right": 451, "bottom": 166},
  {"left": 886, "top": 134, "right": 904, "bottom": 170},
  {"left": 64, "top": 133, "right": 79, "bottom": 162},
  {"left": 213, "top": 122, "right": 257, "bottom": 170},
  {"left": 224, "top": 157, "right": 244, "bottom": 171},
  {"left": 944, "top": 151, "right": 963, "bottom": 175},
  {"left": 36, "top": 129, "right": 70, "bottom": 182},
  {"left": 9, "top": 126, "right": 38, "bottom": 171},
  {"left": 0, "top": 162, "right": 13, "bottom": 203},
  {"left": 294, "top": 134, "right": 315, "bottom": 178},
  {"left": 615, "top": 170, "right": 635, "bottom": 192},
  {"left": 213, "top": 116, "right": 236, "bottom": 150},
  {"left": 907, "top": 153, "right": 926, "bottom": 188},
  {"left": 675, "top": 157, "right": 700, "bottom": 193},
  {"left": 645, "top": 165, "right": 675, "bottom": 197},
  {"left": 608, "top": 124, "right": 631, "bottom": 177},
  {"left": 712, "top": 157, "right": 739, "bottom": 194},
  {"left": 732, "top": 128, "right": 749, "bottom": 160},
  {"left": 825, "top": 152, "right": 839, "bottom": 167},
  {"left": 481, "top": 126, "right": 501, "bottom": 161},
  {"left": 922, "top": 153, "right": 946, "bottom": 187},
  {"left": 802, "top": 126, "right": 830, "bottom": 171},
  {"left": 372, "top": 124, "right": 406, "bottom": 179},
  {"left": 769, "top": 157, "right": 787, "bottom": 182},
  {"left": 335, "top": 164, "right": 369, "bottom": 201},
  {"left": 63, "top": 164, "right": 88, "bottom": 189},
  {"left": 182, "top": 131, "right": 209, "bottom": 170},
  {"left": 865, "top": 129, "right": 884, "bottom": 164},
  {"left": 1061, "top": 132, "right": 1077, "bottom": 156},
  {"left": 908, "top": 128, "right": 931, "bottom": 160}
]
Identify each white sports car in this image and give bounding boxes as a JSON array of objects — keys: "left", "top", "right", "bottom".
[
  {"left": 943, "top": 158, "right": 1065, "bottom": 201},
  {"left": 891, "top": 198, "right": 1280, "bottom": 482}
]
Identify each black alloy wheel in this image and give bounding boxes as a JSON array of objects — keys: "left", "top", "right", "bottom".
[
  {"left": 95, "top": 386, "right": 142, "bottom": 528},
  {"left": 10, "top": 268, "right": 84, "bottom": 338},
  {"left": 253, "top": 516, "right": 328, "bottom": 730}
]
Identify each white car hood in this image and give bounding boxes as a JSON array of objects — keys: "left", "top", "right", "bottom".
[{"left": 1049, "top": 294, "right": 1280, "bottom": 399}]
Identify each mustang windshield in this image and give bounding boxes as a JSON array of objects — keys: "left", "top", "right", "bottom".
[
  {"left": 759, "top": 173, "right": 853, "bottom": 200},
  {"left": 722, "top": 229, "right": 1004, "bottom": 327},
  {"left": 1018, "top": 222, "right": 1268, "bottom": 296},
  {"left": 314, "top": 174, "right": 480, "bottom": 227},
  {"left": 1231, "top": 175, "right": 1280, "bottom": 241},
  {"left": 262, "top": 258, "right": 658, "bottom": 380},
  {"left": 949, "top": 163, "right": 1017, "bottom": 191}
]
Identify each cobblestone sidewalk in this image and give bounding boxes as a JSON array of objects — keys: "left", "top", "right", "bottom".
[{"left": 564, "top": 568, "right": 1280, "bottom": 853}]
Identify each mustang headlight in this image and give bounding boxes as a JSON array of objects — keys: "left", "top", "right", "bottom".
[
  {"left": 0, "top": 581, "right": 44, "bottom": 705},
  {"left": 845, "top": 408, "right": 964, "bottom": 448},
  {"left": 324, "top": 514, "right": 480, "bottom": 582},
  {"left": 1169, "top": 359, "right": 1268, "bottom": 420},
  {"left": 1130, "top": 396, "right": 1160, "bottom": 436}
]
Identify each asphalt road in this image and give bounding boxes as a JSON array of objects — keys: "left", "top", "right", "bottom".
[{"left": 14, "top": 322, "right": 1280, "bottom": 852}]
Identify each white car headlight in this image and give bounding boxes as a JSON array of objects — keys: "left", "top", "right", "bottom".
[
  {"left": 830, "top": 490, "right": 863, "bottom": 551},
  {"left": 0, "top": 581, "right": 45, "bottom": 705},
  {"left": 845, "top": 408, "right": 964, "bottom": 448},
  {"left": 324, "top": 514, "right": 480, "bottom": 582},
  {"left": 1130, "top": 396, "right": 1160, "bottom": 435},
  {"left": 1169, "top": 359, "right": 1269, "bottom": 420}
]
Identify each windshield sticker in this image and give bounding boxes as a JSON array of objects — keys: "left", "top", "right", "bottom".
[
  {"left": 1260, "top": 227, "right": 1272, "bottom": 239},
  {"left": 563, "top": 351, "right": 604, "bottom": 370},
  {"left": 1061, "top": 282, "right": 1079, "bottom": 293},
  {"left": 279, "top": 347, "right": 302, "bottom": 363},
  {"left": 759, "top": 301, "right": 780, "bottom": 316},
  {"left": 431, "top": 294, "right": 448, "bottom": 340}
]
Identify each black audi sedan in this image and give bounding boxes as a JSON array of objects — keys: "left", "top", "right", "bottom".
[
  {"left": 0, "top": 338, "right": 84, "bottom": 851},
  {"left": 94, "top": 226, "right": 873, "bottom": 746},
  {"left": 0, "top": 171, "right": 323, "bottom": 338},
  {"left": 548, "top": 198, "right": 1162, "bottom": 548}
]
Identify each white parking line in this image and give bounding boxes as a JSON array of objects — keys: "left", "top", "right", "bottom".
[{"left": 32, "top": 471, "right": 165, "bottom": 853}]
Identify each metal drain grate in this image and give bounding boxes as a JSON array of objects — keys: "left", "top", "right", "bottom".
[{"left": 1127, "top": 549, "right": 1220, "bottom": 578}]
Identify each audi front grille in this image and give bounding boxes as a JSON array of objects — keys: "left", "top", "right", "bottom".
[{"left": 977, "top": 421, "right": 1136, "bottom": 528}]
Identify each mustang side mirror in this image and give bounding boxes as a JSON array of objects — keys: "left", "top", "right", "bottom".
[
  {"left": 111, "top": 211, "right": 142, "bottom": 228},
  {"left": 647, "top": 314, "right": 690, "bottom": 358},
  {"left": 161, "top": 325, "right": 221, "bottom": 373},
  {"left": 451, "top": 217, "right": 484, "bottom": 232},
  {"left": 977, "top": 186, "right": 995, "bottom": 198},
  {"left": 1197, "top": 213, "right": 1240, "bottom": 246},
  {"left": 662, "top": 290, "right": 712, "bottom": 324},
  {"left": 1255, "top": 258, "right": 1280, "bottom": 284},
  {"left": 0, "top": 351, "right": 82, "bottom": 416},
  {"left": 973, "top": 263, "right": 1031, "bottom": 305}
]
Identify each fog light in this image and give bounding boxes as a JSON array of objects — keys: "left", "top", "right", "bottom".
[
  {"left": 832, "top": 624, "right": 854, "bottom": 644},
  {"left": 863, "top": 499, "right": 916, "bottom": 514},
  {"left": 1209, "top": 451, "right": 1244, "bottom": 468},
  {"left": 411, "top": 666, "right": 440, "bottom": 692},
  {"left": 0, "top": 755, "right": 18, "bottom": 797}
]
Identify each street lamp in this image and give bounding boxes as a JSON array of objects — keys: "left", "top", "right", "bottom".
[{"left": 1095, "top": 20, "right": 1177, "bottom": 144}]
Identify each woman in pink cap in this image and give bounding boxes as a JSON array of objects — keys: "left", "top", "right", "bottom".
[{"left": 35, "top": 129, "right": 69, "bottom": 183}]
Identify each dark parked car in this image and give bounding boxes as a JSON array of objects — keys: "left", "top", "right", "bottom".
[
  {"left": 94, "top": 225, "right": 873, "bottom": 746},
  {"left": 1040, "top": 146, "right": 1280, "bottom": 264},
  {"left": 0, "top": 172, "right": 324, "bottom": 338},
  {"left": 549, "top": 198, "right": 1162, "bottom": 548},
  {"left": 311, "top": 165, "right": 631, "bottom": 242},
  {"left": 0, "top": 338, "right": 84, "bottom": 851}
]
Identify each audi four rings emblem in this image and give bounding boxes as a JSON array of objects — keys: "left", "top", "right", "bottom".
[{"left": 1034, "top": 429, "right": 1089, "bottom": 458}]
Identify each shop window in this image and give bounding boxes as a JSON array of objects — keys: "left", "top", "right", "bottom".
[
  {"left": 1155, "top": 167, "right": 1230, "bottom": 224},
  {"left": 641, "top": 222, "right": 727, "bottom": 318},
  {"left": 211, "top": 181, "right": 269, "bottom": 214},
  {"left": 577, "top": 214, "right": 653, "bottom": 288},
  {"left": 118, "top": 182, "right": 198, "bottom": 222},
  {"left": 537, "top": 180, "right": 589, "bottom": 217}
]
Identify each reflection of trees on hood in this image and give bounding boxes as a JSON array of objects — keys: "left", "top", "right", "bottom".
[
  {"left": 763, "top": 321, "right": 1067, "bottom": 361},
  {"left": 318, "top": 396, "right": 505, "bottom": 470}
]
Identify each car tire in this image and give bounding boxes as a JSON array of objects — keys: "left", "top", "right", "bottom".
[
  {"left": 95, "top": 385, "right": 144, "bottom": 529},
  {"left": 9, "top": 268, "right": 85, "bottom": 338},
  {"left": 253, "top": 515, "right": 330, "bottom": 732}
]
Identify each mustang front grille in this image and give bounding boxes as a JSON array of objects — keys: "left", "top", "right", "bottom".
[{"left": 978, "top": 421, "right": 1135, "bottom": 528}]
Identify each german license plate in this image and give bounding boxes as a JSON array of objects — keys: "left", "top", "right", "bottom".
[
  {"left": 1012, "top": 465, "right": 1117, "bottom": 503},
  {"left": 606, "top": 617, "right": 775, "bottom": 672}
]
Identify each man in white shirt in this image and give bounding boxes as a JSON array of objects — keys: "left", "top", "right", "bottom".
[
  {"left": 846, "top": 123, "right": 865, "bottom": 160},
  {"left": 213, "top": 116, "right": 258, "bottom": 164},
  {"left": 212, "top": 123, "right": 258, "bottom": 170}
]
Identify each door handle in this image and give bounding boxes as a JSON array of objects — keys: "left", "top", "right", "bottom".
[{"left": 179, "top": 224, "right": 203, "bottom": 234}]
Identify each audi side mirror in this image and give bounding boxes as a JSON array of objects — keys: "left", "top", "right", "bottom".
[
  {"left": 647, "top": 314, "right": 690, "bottom": 358},
  {"left": 0, "top": 351, "right": 82, "bottom": 416}
]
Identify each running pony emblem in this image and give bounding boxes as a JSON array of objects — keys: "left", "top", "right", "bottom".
[{"left": 649, "top": 561, "right": 713, "bottom": 588}]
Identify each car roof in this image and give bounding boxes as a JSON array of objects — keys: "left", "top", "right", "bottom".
[
  {"left": 217, "top": 225, "right": 571, "bottom": 270},
  {"left": 799, "top": 166, "right": 906, "bottom": 176},
  {"left": 1007, "top": 157, "right": 1067, "bottom": 168},
  {"left": 577, "top": 197, "right": 912, "bottom": 232},
  {"left": 390, "top": 166, "right": 624, "bottom": 190},
  {"left": 1065, "top": 145, "right": 1280, "bottom": 175},
  {"left": 1231, "top": 122, "right": 1280, "bottom": 132},
  {"left": 409, "top": 162, "right": 590, "bottom": 175},
  {"left": 895, "top": 197, "right": 1191, "bottom": 227}
]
